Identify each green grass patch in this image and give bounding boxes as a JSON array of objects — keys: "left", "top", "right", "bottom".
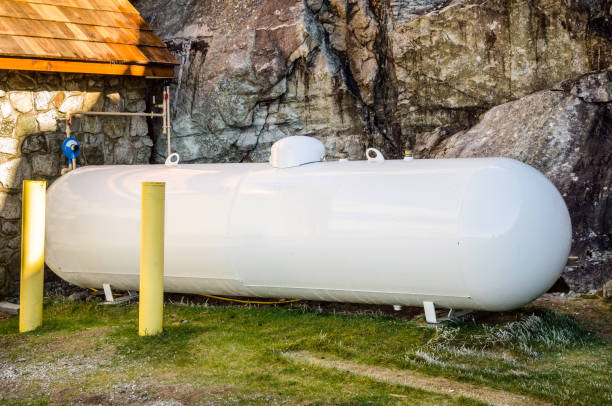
[{"left": 1, "top": 300, "right": 610, "bottom": 405}]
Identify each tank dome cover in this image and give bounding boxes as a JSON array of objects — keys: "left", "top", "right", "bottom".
[{"left": 269, "top": 136, "right": 325, "bottom": 168}]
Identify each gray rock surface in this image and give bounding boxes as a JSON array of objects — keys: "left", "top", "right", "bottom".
[
  {"left": 0, "top": 301, "right": 18, "bottom": 315},
  {"left": 134, "top": 0, "right": 611, "bottom": 161},
  {"left": 604, "top": 280, "right": 612, "bottom": 297}
]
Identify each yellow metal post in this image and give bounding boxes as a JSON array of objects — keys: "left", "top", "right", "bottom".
[
  {"left": 139, "top": 182, "right": 165, "bottom": 336},
  {"left": 19, "top": 180, "right": 46, "bottom": 333}
]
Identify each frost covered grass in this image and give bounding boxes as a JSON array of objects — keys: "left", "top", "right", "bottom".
[
  {"left": 400, "top": 309, "right": 609, "bottom": 405},
  {"left": 426, "top": 309, "right": 596, "bottom": 357},
  {"left": 0, "top": 298, "right": 610, "bottom": 405}
]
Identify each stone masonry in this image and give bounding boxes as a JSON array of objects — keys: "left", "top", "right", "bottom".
[{"left": 0, "top": 70, "right": 155, "bottom": 297}]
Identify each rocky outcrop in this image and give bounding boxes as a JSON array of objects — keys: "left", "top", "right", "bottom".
[
  {"left": 134, "top": 0, "right": 611, "bottom": 161},
  {"left": 133, "top": 0, "right": 611, "bottom": 290},
  {"left": 392, "top": 0, "right": 611, "bottom": 144},
  {"left": 416, "top": 71, "right": 611, "bottom": 291},
  {"left": 0, "top": 71, "right": 152, "bottom": 297},
  {"left": 134, "top": 0, "right": 374, "bottom": 162}
]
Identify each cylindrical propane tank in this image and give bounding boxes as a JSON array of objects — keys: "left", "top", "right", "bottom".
[{"left": 45, "top": 137, "right": 571, "bottom": 311}]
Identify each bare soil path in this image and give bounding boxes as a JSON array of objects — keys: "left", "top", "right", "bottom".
[{"left": 285, "top": 351, "right": 554, "bottom": 406}]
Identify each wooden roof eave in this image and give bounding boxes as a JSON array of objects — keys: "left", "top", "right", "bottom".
[
  {"left": 0, "top": 0, "right": 178, "bottom": 76},
  {"left": 0, "top": 56, "right": 176, "bottom": 78}
]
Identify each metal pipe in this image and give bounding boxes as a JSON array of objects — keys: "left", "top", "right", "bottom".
[
  {"left": 138, "top": 182, "right": 165, "bottom": 336},
  {"left": 19, "top": 180, "right": 46, "bottom": 333},
  {"left": 69, "top": 111, "right": 165, "bottom": 118},
  {"left": 65, "top": 113, "right": 71, "bottom": 139},
  {"left": 63, "top": 88, "right": 171, "bottom": 171},
  {"left": 62, "top": 114, "right": 75, "bottom": 174},
  {"left": 161, "top": 87, "right": 167, "bottom": 135},
  {"left": 165, "top": 86, "right": 172, "bottom": 157}
]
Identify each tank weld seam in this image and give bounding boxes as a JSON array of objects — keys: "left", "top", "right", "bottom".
[
  {"left": 245, "top": 285, "right": 471, "bottom": 298},
  {"left": 201, "top": 294, "right": 300, "bottom": 305}
]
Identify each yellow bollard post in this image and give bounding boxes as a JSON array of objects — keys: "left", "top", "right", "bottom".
[
  {"left": 139, "top": 182, "right": 165, "bottom": 336},
  {"left": 19, "top": 180, "right": 46, "bottom": 333}
]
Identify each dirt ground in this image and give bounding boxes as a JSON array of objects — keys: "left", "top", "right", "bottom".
[
  {"left": 530, "top": 293, "right": 612, "bottom": 338},
  {"left": 285, "top": 351, "right": 554, "bottom": 406}
]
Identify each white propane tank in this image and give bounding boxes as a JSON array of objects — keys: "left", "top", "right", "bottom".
[{"left": 45, "top": 137, "right": 572, "bottom": 311}]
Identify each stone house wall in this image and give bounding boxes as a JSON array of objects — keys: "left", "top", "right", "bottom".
[{"left": 0, "top": 70, "right": 157, "bottom": 297}]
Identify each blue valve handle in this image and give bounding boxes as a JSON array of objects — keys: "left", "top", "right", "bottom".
[{"left": 62, "top": 138, "right": 80, "bottom": 163}]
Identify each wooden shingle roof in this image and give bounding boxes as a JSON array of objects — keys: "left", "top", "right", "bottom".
[{"left": 0, "top": 0, "right": 178, "bottom": 78}]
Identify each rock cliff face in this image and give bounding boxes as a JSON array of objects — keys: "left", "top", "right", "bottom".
[{"left": 133, "top": 0, "right": 611, "bottom": 291}]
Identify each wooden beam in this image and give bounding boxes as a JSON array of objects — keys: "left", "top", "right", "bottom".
[{"left": 0, "top": 57, "right": 175, "bottom": 78}]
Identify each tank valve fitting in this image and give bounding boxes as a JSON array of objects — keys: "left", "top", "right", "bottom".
[{"left": 61, "top": 137, "right": 80, "bottom": 175}]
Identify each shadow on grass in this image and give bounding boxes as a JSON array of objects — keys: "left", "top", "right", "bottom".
[
  {"left": 107, "top": 323, "right": 210, "bottom": 366},
  {"left": 0, "top": 300, "right": 120, "bottom": 335}
]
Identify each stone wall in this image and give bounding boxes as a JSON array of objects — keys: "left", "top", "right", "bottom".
[{"left": 0, "top": 70, "right": 155, "bottom": 297}]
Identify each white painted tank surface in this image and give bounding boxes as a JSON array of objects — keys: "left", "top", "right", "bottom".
[{"left": 45, "top": 144, "right": 572, "bottom": 311}]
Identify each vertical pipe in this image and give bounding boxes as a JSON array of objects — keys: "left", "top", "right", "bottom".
[
  {"left": 139, "top": 182, "right": 165, "bottom": 336},
  {"left": 165, "top": 86, "right": 172, "bottom": 158},
  {"left": 19, "top": 180, "right": 46, "bottom": 333},
  {"left": 65, "top": 114, "right": 71, "bottom": 138},
  {"left": 161, "top": 88, "right": 167, "bottom": 136}
]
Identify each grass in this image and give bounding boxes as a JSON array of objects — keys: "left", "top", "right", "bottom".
[
  {"left": 400, "top": 309, "right": 610, "bottom": 404},
  {"left": 0, "top": 297, "right": 610, "bottom": 405},
  {"left": 427, "top": 309, "right": 596, "bottom": 356}
]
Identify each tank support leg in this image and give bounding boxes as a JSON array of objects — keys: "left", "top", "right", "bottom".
[
  {"left": 424, "top": 302, "right": 473, "bottom": 324},
  {"left": 103, "top": 283, "right": 114, "bottom": 303},
  {"left": 423, "top": 301, "right": 438, "bottom": 323}
]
